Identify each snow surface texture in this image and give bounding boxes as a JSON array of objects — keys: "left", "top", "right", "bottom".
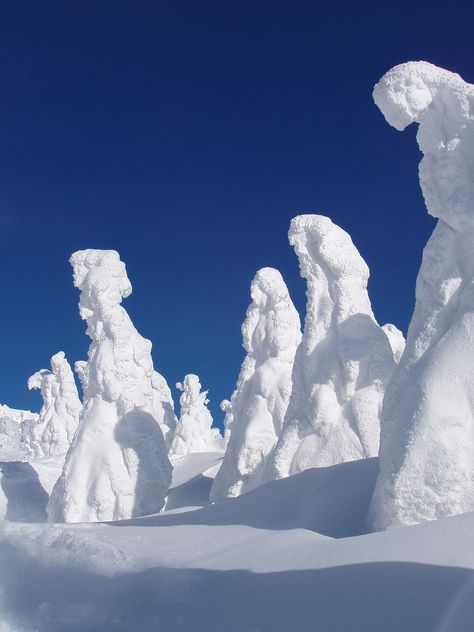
[
  {"left": 270, "top": 215, "right": 402, "bottom": 478},
  {"left": 23, "top": 352, "right": 82, "bottom": 459},
  {"left": 211, "top": 267, "right": 301, "bottom": 500},
  {"left": 48, "top": 250, "right": 172, "bottom": 523},
  {"left": 370, "top": 62, "right": 474, "bottom": 530},
  {"left": 169, "top": 374, "right": 222, "bottom": 456},
  {"left": 1, "top": 455, "right": 474, "bottom": 631}
]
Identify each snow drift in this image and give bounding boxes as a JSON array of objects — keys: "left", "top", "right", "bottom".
[
  {"left": 211, "top": 267, "right": 301, "bottom": 500},
  {"left": 48, "top": 249, "right": 172, "bottom": 523},
  {"left": 24, "top": 352, "right": 82, "bottom": 459},
  {"left": 270, "top": 215, "right": 402, "bottom": 479},
  {"left": 170, "top": 374, "right": 221, "bottom": 456},
  {"left": 370, "top": 62, "right": 474, "bottom": 529}
]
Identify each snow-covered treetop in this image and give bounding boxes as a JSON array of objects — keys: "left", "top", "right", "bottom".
[
  {"left": 289, "top": 214, "right": 372, "bottom": 323},
  {"left": 70, "top": 249, "right": 156, "bottom": 413},
  {"left": 373, "top": 61, "right": 474, "bottom": 229},
  {"left": 242, "top": 267, "right": 302, "bottom": 361}
]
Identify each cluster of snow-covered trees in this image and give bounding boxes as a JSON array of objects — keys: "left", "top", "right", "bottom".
[{"left": 1, "top": 61, "right": 473, "bottom": 532}]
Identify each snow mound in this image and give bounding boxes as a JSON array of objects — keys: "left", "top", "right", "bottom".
[
  {"left": 370, "top": 62, "right": 474, "bottom": 529},
  {"left": 48, "top": 249, "right": 172, "bottom": 523},
  {"left": 270, "top": 215, "right": 401, "bottom": 478},
  {"left": 211, "top": 267, "right": 301, "bottom": 500},
  {"left": 23, "top": 352, "right": 82, "bottom": 459},
  {"left": 170, "top": 375, "right": 222, "bottom": 457}
]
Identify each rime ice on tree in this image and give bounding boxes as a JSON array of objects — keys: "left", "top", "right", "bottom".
[
  {"left": 48, "top": 250, "right": 173, "bottom": 523},
  {"left": 211, "top": 267, "right": 302, "bottom": 500},
  {"left": 24, "top": 351, "right": 82, "bottom": 459},
  {"left": 169, "top": 374, "right": 221, "bottom": 457},
  {"left": 370, "top": 62, "right": 474, "bottom": 529},
  {"left": 270, "top": 215, "right": 401, "bottom": 479}
]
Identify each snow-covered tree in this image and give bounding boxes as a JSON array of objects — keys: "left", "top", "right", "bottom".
[
  {"left": 269, "top": 215, "right": 402, "bottom": 479},
  {"left": 24, "top": 351, "right": 82, "bottom": 459},
  {"left": 48, "top": 249, "right": 173, "bottom": 522},
  {"left": 370, "top": 62, "right": 474, "bottom": 529},
  {"left": 170, "top": 374, "right": 221, "bottom": 457},
  {"left": 0, "top": 405, "right": 38, "bottom": 453},
  {"left": 211, "top": 267, "right": 302, "bottom": 500}
]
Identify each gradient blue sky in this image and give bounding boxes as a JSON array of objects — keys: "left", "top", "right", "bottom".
[{"left": 0, "top": 1, "right": 472, "bottom": 424}]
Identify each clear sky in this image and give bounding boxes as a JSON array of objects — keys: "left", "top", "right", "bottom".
[{"left": 0, "top": 1, "right": 472, "bottom": 424}]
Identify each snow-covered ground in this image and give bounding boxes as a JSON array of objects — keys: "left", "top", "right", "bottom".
[{"left": 1, "top": 452, "right": 474, "bottom": 631}]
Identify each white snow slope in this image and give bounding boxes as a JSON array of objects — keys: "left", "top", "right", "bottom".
[
  {"left": 211, "top": 267, "right": 301, "bottom": 500},
  {"left": 1, "top": 454, "right": 474, "bottom": 631},
  {"left": 270, "top": 215, "right": 401, "bottom": 479},
  {"left": 170, "top": 374, "right": 222, "bottom": 457},
  {"left": 48, "top": 250, "right": 172, "bottom": 523},
  {"left": 24, "top": 352, "right": 82, "bottom": 459},
  {"left": 370, "top": 62, "right": 474, "bottom": 530}
]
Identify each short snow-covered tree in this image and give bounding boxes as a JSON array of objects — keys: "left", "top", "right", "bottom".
[
  {"left": 211, "top": 267, "right": 302, "bottom": 500},
  {"left": 170, "top": 374, "right": 222, "bottom": 457},
  {"left": 48, "top": 249, "right": 173, "bottom": 523},
  {"left": 24, "top": 351, "right": 82, "bottom": 459}
]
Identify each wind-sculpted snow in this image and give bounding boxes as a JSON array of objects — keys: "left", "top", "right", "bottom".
[
  {"left": 23, "top": 352, "right": 82, "bottom": 459},
  {"left": 169, "top": 374, "right": 222, "bottom": 457},
  {"left": 270, "top": 215, "right": 401, "bottom": 479},
  {"left": 370, "top": 62, "right": 474, "bottom": 530},
  {"left": 48, "top": 250, "right": 172, "bottom": 523},
  {"left": 211, "top": 268, "right": 301, "bottom": 500}
]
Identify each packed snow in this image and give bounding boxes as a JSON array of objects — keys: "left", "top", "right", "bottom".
[
  {"left": 370, "top": 62, "right": 474, "bottom": 530},
  {"left": 269, "top": 215, "right": 401, "bottom": 479},
  {"left": 211, "top": 267, "right": 301, "bottom": 500},
  {"left": 48, "top": 250, "right": 172, "bottom": 523},
  {"left": 2, "top": 60, "right": 474, "bottom": 632}
]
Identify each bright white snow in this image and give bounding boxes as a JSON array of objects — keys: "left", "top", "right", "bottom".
[
  {"left": 269, "top": 215, "right": 401, "bottom": 479},
  {"left": 48, "top": 249, "right": 172, "bottom": 523},
  {"left": 211, "top": 267, "right": 301, "bottom": 500},
  {"left": 370, "top": 62, "right": 474, "bottom": 530}
]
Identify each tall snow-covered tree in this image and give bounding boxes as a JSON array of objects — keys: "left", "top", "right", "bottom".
[
  {"left": 48, "top": 249, "right": 173, "bottom": 522},
  {"left": 370, "top": 62, "right": 474, "bottom": 529},
  {"left": 269, "top": 215, "right": 402, "bottom": 479}
]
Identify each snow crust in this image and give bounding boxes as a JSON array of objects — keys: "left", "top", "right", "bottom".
[
  {"left": 169, "top": 374, "right": 222, "bottom": 456},
  {"left": 48, "top": 250, "right": 172, "bottom": 523},
  {"left": 211, "top": 267, "right": 301, "bottom": 500},
  {"left": 370, "top": 62, "right": 474, "bottom": 529},
  {"left": 270, "top": 215, "right": 401, "bottom": 478},
  {"left": 23, "top": 352, "right": 82, "bottom": 459}
]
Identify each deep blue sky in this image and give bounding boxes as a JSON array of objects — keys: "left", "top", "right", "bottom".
[{"left": 0, "top": 1, "right": 473, "bottom": 424}]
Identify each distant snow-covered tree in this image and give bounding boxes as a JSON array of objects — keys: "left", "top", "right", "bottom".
[
  {"left": 24, "top": 351, "right": 82, "bottom": 458},
  {"left": 170, "top": 374, "right": 222, "bottom": 457}
]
